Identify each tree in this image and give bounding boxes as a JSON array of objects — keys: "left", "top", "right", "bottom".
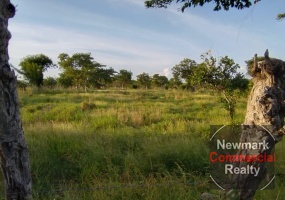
[
  {"left": 88, "top": 67, "right": 116, "bottom": 89},
  {"left": 43, "top": 77, "right": 57, "bottom": 89},
  {"left": 145, "top": 0, "right": 253, "bottom": 12},
  {"left": 17, "top": 80, "right": 29, "bottom": 91},
  {"left": 137, "top": 73, "right": 151, "bottom": 89},
  {"left": 200, "top": 51, "right": 248, "bottom": 121},
  {"left": 172, "top": 58, "right": 207, "bottom": 90},
  {"left": 172, "top": 58, "right": 197, "bottom": 88},
  {"left": 229, "top": 73, "right": 249, "bottom": 91},
  {"left": 58, "top": 53, "right": 115, "bottom": 90},
  {"left": 57, "top": 73, "right": 73, "bottom": 88},
  {"left": 151, "top": 74, "right": 169, "bottom": 88},
  {"left": 58, "top": 53, "right": 97, "bottom": 90},
  {"left": 115, "top": 69, "right": 133, "bottom": 89},
  {"left": 18, "top": 54, "right": 54, "bottom": 88},
  {"left": 145, "top": 0, "right": 283, "bottom": 20},
  {"left": 0, "top": 1, "right": 32, "bottom": 199},
  {"left": 169, "top": 77, "right": 182, "bottom": 89},
  {"left": 212, "top": 55, "right": 241, "bottom": 87},
  {"left": 172, "top": 51, "right": 249, "bottom": 121}
]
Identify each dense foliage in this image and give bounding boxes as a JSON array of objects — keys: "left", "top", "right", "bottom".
[
  {"left": 172, "top": 51, "right": 248, "bottom": 91},
  {"left": 145, "top": 0, "right": 284, "bottom": 20},
  {"left": 137, "top": 72, "right": 152, "bottom": 89},
  {"left": 114, "top": 69, "right": 133, "bottom": 89},
  {"left": 58, "top": 53, "right": 116, "bottom": 90},
  {"left": 152, "top": 74, "right": 169, "bottom": 88},
  {"left": 18, "top": 54, "right": 55, "bottom": 88},
  {"left": 145, "top": 0, "right": 254, "bottom": 12}
]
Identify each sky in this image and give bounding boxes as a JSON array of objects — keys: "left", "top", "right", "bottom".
[{"left": 8, "top": 0, "right": 285, "bottom": 79}]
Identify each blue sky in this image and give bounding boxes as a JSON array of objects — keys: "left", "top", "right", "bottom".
[{"left": 8, "top": 0, "right": 285, "bottom": 78}]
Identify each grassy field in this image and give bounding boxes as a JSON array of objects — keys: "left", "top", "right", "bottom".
[{"left": 1, "top": 88, "right": 285, "bottom": 199}]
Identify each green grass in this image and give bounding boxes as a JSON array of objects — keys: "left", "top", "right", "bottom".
[{"left": 1, "top": 88, "right": 284, "bottom": 199}]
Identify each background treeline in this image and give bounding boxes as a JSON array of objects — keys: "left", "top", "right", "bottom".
[
  {"left": 14, "top": 51, "right": 251, "bottom": 122},
  {"left": 14, "top": 51, "right": 250, "bottom": 92}
]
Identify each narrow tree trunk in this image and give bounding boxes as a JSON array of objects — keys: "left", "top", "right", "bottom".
[
  {"left": 0, "top": 1, "right": 32, "bottom": 199},
  {"left": 227, "top": 50, "right": 285, "bottom": 199}
]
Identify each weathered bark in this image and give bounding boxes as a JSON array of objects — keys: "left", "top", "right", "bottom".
[
  {"left": 0, "top": 1, "right": 32, "bottom": 199},
  {"left": 227, "top": 50, "right": 285, "bottom": 199}
]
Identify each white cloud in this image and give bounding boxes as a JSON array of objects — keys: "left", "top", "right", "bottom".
[
  {"left": 8, "top": 22, "right": 186, "bottom": 77},
  {"left": 161, "top": 68, "right": 171, "bottom": 77}
]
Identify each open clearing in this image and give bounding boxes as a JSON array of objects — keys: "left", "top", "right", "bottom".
[{"left": 1, "top": 89, "right": 284, "bottom": 199}]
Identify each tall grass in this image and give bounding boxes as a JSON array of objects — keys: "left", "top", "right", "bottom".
[{"left": 1, "top": 89, "right": 284, "bottom": 199}]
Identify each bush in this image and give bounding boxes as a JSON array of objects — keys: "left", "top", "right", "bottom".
[
  {"left": 43, "top": 77, "right": 57, "bottom": 89},
  {"left": 81, "top": 101, "right": 96, "bottom": 111},
  {"left": 17, "top": 80, "right": 29, "bottom": 90}
]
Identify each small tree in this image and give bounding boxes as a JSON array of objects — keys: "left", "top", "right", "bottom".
[
  {"left": 18, "top": 54, "right": 55, "bottom": 88},
  {"left": 169, "top": 77, "right": 182, "bottom": 89},
  {"left": 137, "top": 72, "right": 151, "bottom": 89},
  {"left": 17, "top": 80, "right": 29, "bottom": 91},
  {"left": 88, "top": 67, "right": 116, "bottom": 89},
  {"left": 172, "top": 51, "right": 249, "bottom": 122},
  {"left": 58, "top": 53, "right": 97, "bottom": 90},
  {"left": 115, "top": 69, "right": 133, "bottom": 89},
  {"left": 43, "top": 77, "right": 57, "bottom": 89},
  {"left": 172, "top": 59, "right": 197, "bottom": 82},
  {"left": 200, "top": 51, "right": 248, "bottom": 122},
  {"left": 152, "top": 74, "right": 169, "bottom": 89}
]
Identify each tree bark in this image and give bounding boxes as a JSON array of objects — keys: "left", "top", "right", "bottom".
[
  {"left": 0, "top": 1, "right": 32, "bottom": 199},
  {"left": 227, "top": 50, "right": 285, "bottom": 199}
]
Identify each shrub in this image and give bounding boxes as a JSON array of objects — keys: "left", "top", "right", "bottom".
[{"left": 81, "top": 101, "right": 96, "bottom": 111}]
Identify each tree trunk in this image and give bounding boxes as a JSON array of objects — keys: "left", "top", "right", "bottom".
[
  {"left": 0, "top": 1, "right": 32, "bottom": 199},
  {"left": 227, "top": 50, "right": 285, "bottom": 199}
]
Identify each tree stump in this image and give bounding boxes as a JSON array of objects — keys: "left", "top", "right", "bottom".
[
  {"left": 227, "top": 50, "right": 285, "bottom": 199},
  {"left": 201, "top": 50, "right": 285, "bottom": 200},
  {"left": 0, "top": 1, "right": 32, "bottom": 199}
]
